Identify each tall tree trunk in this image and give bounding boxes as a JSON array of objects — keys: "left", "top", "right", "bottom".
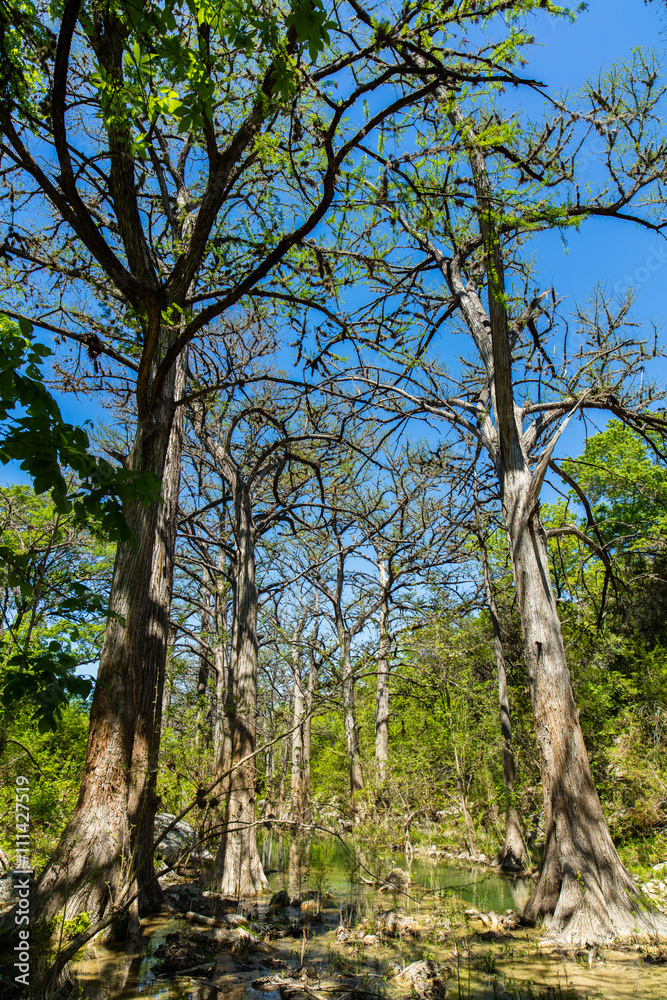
[
  {"left": 375, "top": 558, "right": 390, "bottom": 783},
  {"left": 195, "top": 568, "right": 212, "bottom": 749},
  {"left": 442, "top": 668, "right": 476, "bottom": 855},
  {"left": 212, "top": 560, "right": 230, "bottom": 783},
  {"left": 276, "top": 738, "right": 290, "bottom": 820},
  {"left": 443, "top": 107, "right": 667, "bottom": 943},
  {"left": 503, "top": 473, "right": 667, "bottom": 943},
  {"left": 212, "top": 644, "right": 228, "bottom": 775},
  {"left": 290, "top": 615, "right": 307, "bottom": 822},
  {"left": 215, "top": 498, "right": 269, "bottom": 895},
  {"left": 340, "top": 627, "right": 364, "bottom": 798},
  {"left": 476, "top": 525, "right": 525, "bottom": 872},
  {"left": 21, "top": 345, "right": 186, "bottom": 929},
  {"left": 301, "top": 640, "right": 317, "bottom": 822}
]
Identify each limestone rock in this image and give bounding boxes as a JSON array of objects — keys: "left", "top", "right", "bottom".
[
  {"left": 0, "top": 871, "right": 33, "bottom": 909},
  {"left": 394, "top": 959, "right": 452, "bottom": 999},
  {"left": 154, "top": 813, "right": 213, "bottom": 866},
  {"left": 382, "top": 867, "right": 411, "bottom": 890}
]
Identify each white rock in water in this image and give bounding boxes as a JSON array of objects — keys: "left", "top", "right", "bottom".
[{"left": 155, "top": 813, "right": 213, "bottom": 865}]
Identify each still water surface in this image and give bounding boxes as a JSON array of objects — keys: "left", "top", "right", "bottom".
[{"left": 71, "top": 834, "right": 667, "bottom": 1000}]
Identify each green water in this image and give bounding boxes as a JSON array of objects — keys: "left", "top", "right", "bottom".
[
  {"left": 260, "top": 832, "right": 532, "bottom": 914},
  {"left": 69, "top": 834, "right": 667, "bottom": 1000}
]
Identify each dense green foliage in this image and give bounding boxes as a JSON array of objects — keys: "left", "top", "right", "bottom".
[
  {"left": 0, "top": 486, "right": 115, "bottom": 730},
  {"left": 0, "top": 703, "right": 88, "bottom": 868},
  {"left": 0, "top": 317, "right": 160, "bottom": 537}
]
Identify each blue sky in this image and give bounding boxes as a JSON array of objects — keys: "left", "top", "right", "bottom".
[
  {"left": 527, "top": 0, "right": 666, "bottom": 321},
  {"left": 3, "top": 0, "right": 665, "bottom": 484}
]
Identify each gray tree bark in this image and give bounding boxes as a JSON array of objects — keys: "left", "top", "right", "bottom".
[
  {"left": 375, "top": 557, "right": 391, "bottom": 783},
  {"left": 215, "top": 494, "right": 269, "bottom": 894},
  {"left": 195, "top": 567, "right": 212, "bottom": 749},
  {"left": 442, "top": 106, "right": 667, "bottom": 943},
  {"left": 212, "top": 550, "right": 230, "bottom": 786},
  {"left": 290, "top": 611, "right": 308, "bottom": 821},
  {"left": 475, "top": 518, "right": 525, "bottom": 872},
  {"left": 340, "top": 626, "right": 364, "bottom": 797},
  {"left": 301, "top": 633, "right": 318, "bottom": 822}
]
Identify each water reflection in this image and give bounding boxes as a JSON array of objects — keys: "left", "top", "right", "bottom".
[
  {"left": 73, "top": 944, "right": 163, "bottom": 999},
  {"left": 259, "top": 831, "right": 532, "bottom": 915},
  {"left": 287, "top": 835, "right": 309, "bottom": 899},
  {"left": 69, "top": 835, "right": 667, "bottom": 1000},
  {"left": 74, "top": 944, "right": 224, "bottom": 1000}
]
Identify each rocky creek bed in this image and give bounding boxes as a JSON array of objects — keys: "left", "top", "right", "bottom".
[{"left": 63, "top": 837, "right": 667, "bottom": 1000}]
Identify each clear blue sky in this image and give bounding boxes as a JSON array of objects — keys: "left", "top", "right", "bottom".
[{"left": 3, "top": 0, "right": 665, "bottom": 484}]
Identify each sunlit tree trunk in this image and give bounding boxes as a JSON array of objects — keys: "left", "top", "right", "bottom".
[
  {"left": 275, "top": 739, "right": 291, "bottom": 819},
  {"left": 290, "top": 614, "right": 307, "bottom": 821},
  {"left": 215, "top": 497, "right": 269, "bottom": 894},
  {"left": 339, "top": 625, "right": 364, "bottom": 797},
  {"left": 375, "top": 557, "right": 390, "bottom": 783},
  {"left": 195, "top": 568, "right": 212, "bottom": 749},
  {"left": 432, "top": 106, "right": 667, "bottom": 943},
  {"left": 301, "top": 638, "right": 318, "bottom": 822},
  {"left": 475, "top": 522, "right": 525, "bottom": 871},
  {"left": 503, "top": 470, "right": 666, "bottom": 940},
  {"left": 212, "top": 554, "right": 230, "bottom": 784},
  {"left": 25, "top": 342, "right": 186, "bottom": 927}
]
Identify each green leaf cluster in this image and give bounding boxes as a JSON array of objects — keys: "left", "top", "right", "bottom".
[{"left": 0, "top": 314, "right": 161, "bottom": 542}]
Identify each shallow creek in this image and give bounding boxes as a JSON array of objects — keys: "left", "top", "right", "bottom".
[{"left": 71, "top": 835, "right": 667, "bottom": 1000}]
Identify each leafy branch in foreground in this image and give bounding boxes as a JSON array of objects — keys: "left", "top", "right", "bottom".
[
  {"left": 0, "top": 315, "right": 161, "bottom": 728},
  {"left": 0, "top": 314, "right": 161, "bottom": 538}
]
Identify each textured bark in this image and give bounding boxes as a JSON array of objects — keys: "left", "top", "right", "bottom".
[
  {"left": 195, "top": 568, "right": 212, "bottom": 749},
  {"left": 419, "top": 105, "right": 667, "bottom": 943},
  {"left": 275, "top": 738, "right": 291, "bottom": 820},
  {"left": 22, "top": 344, "right": 186, "bottom": 928},
  {"left": 375, "top": 558, "right": 390, "bottom": 783},
  {"left": 476, "top": 524, "right": 525, "bottom": 872},
  {"left": 301, "top": 641, "right": 317, "bottom": 822},
  {"left": 340, "top": 627, "right": 364, "bottom": 797},
  {"left": 506, "top": 480, "right": 667, "bottom": 943},
  {"left": 212, "top": 559, "right": 230, "bottom": 785},
  {"left": 215, "top": 496, "right": 269, "bottom": 895},
  {"left": 290, "top": 614, "right": 307, "bottom": 821}
]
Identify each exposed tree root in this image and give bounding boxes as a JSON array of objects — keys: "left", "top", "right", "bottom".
[{"left": 526, "top": 852, "right": 667, "bottom": 947}]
